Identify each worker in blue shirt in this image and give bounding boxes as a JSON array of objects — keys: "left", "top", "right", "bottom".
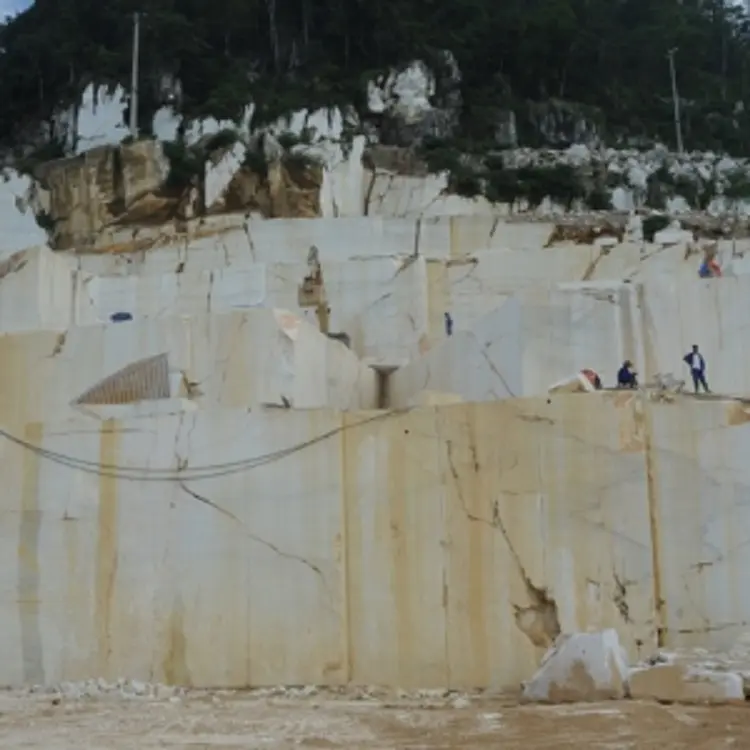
[
  {"left": 617, "top": 360, "right": 638, "bottom": 389},
  {"left": 683, "top": 345, "right": 710, "bottom": 393}
]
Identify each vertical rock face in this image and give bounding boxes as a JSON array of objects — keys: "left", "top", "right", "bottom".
[
  {"left": 32, "top": 140, "right": 170, "bottom": 249},
  {"left": 217, "top": 156, "right": 323, "bottom": 219},
  {"left": 35, "top": 146, "right": 115, "bottom": 248},
  {"left": 119, "top": 140, "right": 171, "bottom": 207},
  {"left": 27, "top": 134, "right": 324, "bottom": 251},
  {"left": 368, "top": 57, "right": 462, "bottom": 146}
]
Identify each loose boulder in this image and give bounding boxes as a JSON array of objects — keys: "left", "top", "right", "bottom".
[
  {"left": 653, "top": 220, "right": 693, "bottom": 247},
  {"left": 629, "top": 663, "right": 744, "bottom": 704},
  {"left": 548, "top": 370, "right": 599, "bottom": 394},
  {"left": 521, "top": 630, "right": 629, "bottom": 703}
]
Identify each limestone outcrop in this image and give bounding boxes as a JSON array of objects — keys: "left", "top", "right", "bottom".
[
  {"left": 30, "top": 140, "right": 170, "bottom": 249},
  {"left": 24, "top": 134, "right": 324, "bottom": 250},
  {"left": 211, "top": 153, "right": 322, "bottom": 219}
]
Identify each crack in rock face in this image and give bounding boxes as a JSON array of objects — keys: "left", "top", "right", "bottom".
[{"left": 514, "top": 585, "right": 561, "bottom": 649}]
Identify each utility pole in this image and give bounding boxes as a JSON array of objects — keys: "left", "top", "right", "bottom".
[
  {"left": 667, "top": 48, "right": 684, "bottom": 154},
  {"left": 129, "top": 12, "right": 141, "bottom": 138}
]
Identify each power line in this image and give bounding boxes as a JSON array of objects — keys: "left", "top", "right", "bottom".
[
  {"left": 667, "top": 48, "right": 684, "bottom": 154},
  {"left": 0, "top": 407, "right": 411, "bottom": 482},
  {"left": 129, "top": 12, "right": 140, "bottom": 138}
]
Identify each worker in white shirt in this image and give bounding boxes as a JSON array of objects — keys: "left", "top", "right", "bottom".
[{"left": 683, "top": 345, "right": 710, "bottom": 393}]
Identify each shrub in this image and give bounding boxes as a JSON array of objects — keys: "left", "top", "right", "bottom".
[
  {"left": 242, "top": 148, "right": 269, "bottom": 177},
  {"left": 447, "top": 166, "right": 482, "bottom": 198},
  {"left": 485, "top": 166, "right": 522, "bottom": 205},
  {"left": 723, "top": 168, "right": 750, "bottom": 202},
  {"left": 586, "top": 187, "right": 612, "bottom": 210},
  {"left": 162, "top": 140, "right": 204, "bottom": 190},
  {"left": 642, "top": 214, "right": 670, "bottom": 242},
  {"left": 203, "top": 128, "right": 239, "bottom": 153}
]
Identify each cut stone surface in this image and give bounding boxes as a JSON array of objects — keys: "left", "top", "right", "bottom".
[
  {"left": 654, "top": 225, "right": 693, "bottom": 246},
  {"left": 521, "top": 630, "right": 629, "bottom": 703},
  {"left": 628, "top": 663, "right": 744, "bottom": 704}
]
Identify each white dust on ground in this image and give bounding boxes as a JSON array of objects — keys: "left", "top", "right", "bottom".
[{"left": 1, "top": 682, "right": 749, "bottom": 749}]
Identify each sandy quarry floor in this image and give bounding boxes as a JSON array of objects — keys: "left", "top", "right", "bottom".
[{"left": 1, "top": 687, "right": 749, "bottom": 749}]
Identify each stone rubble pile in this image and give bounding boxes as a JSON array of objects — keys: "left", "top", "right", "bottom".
[
  {"left": 504, "top": 143, "right": 747, "bottom": 181},
  {"left": 19, "top": 635, "right": 750, "bottom": 706},
  {"left": 522, "top": 630, "right": 750, "bottom": 705},
  {"left": 28, "top": 678, "right": 186, "bottom": 700},
  {"left": 23, "top": 679, "right": 480, "bottom": 708}
]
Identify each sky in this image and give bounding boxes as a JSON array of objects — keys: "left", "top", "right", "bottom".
[{"left": 0, "top": 0, "right": 31, "bottom": 18}]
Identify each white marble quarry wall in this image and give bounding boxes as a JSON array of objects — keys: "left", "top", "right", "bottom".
[
  {"left": 7, "top": 233, "right": 749, "bottom": 370},
  {"left": 0, "top": 174, "right": 49, "bottom": 258},
  {"left": 72, "top": 257, "right": 429, "bottom": 365},
  {"left": 437, "top": 248, "right": 603, "bottom": 332},
  {"left": 76, "top": 217, "right": 750, "bottom": 285},
  {"left": 389, "top": 283, "right": 642, "bottom": 406},
  {"left": 649, "top": 396, "right": 750, "bottom": 651},
  {"left": 437, "top": 240, "right": 750, "bottom": 337},
  {"left": 364, "top": 172, "right": 501, "bottom": 217},
  {"left": 5, "top": 393, "right": 749, "bottom": 688},
  {"left": 0, "top": 396, "right": 656, "bottom": 689},
  {"left": 306, "top": 133, "right": 367, "bottom": 218},
  {"left": 73, "top": 265, "right": 269, "bottom": 324},
  {"left": 394, "top": 272, "right": 750, "bottom": 406},
  {"left": 75, "top": 215, "right": 559, "bottom": 276},
  {"left": 344, "top": 258, "right": 430, "bottom": 366},
  {"left": 8, "top": 236, "right": 739, "bottom": 362},
  {"left": 77, "top": 216, "right": 439, "bottom": 273},
  {"left": 388, "top": 296, "right": 522, "bottom": 405},
  {"left": 640, "top": 274, "right": 750, "bottom": 395},
  {"left": 0, "top": 246, "right": 77, "bottom": 332},
  {"left": 0, "top": 309, "right": 378, "bottom": 427}
]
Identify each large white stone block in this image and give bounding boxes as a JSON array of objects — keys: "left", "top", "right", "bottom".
[
  {"left": 629, "top": 663, "right": 744, "bottom": 704},
  {"left": 521, "top": 630, "right": 629, "bottom": 703}
]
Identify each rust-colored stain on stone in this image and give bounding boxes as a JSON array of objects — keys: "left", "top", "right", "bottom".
[
  {"left": 615, "top": 392, "right": 645, "bottom": 452},
  {"left": 726, "top": 401, "right": 750, "bottom": 426}
]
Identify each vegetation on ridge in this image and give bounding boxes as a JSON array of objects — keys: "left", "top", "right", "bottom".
[{"left": 3, "top": 0, "right": 750, "bottom": 157}]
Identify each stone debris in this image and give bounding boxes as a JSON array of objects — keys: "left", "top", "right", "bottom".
[
  {"left": 647, "top": 372, "right": 686, "bottom": 402},
  {"left": 521, "top": 630, "right": 750, "bottom": 705},
  {"left": 639, "top": 638, "right": 750, "bottom": 698},
  {"left": 654, "top": 221, "right": 693, "bottom": 247},
  {"left": 23, "top": 679, "right": 479, "bottom": 709},
  {"left": 594, "top": 235, "right": 619, "bottom": 249},
  {"left": 28, "top": 678, "right": 185, "bottom": 700},
  {"left": 650, "top": 373, "right": 685, "bottom": 393},
  {"left": 628, "top": 663, "right": 744, "bottom": 704},
  {"left": 548, "top": 371, "right": 598, "bottom": 394},
  {"left": 521, "top": 630, "right": 629, "bottom": 703}
]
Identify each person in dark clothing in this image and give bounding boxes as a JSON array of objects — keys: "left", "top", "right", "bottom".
[
  {"left": 617, "top": 360, "right": 638, "bottom": 389},
  {"left": 683, "top": 345, "right": 710, "bottom": 393},
  {"left": 444, "top": 312, "right": 453, "bottom": 336}
]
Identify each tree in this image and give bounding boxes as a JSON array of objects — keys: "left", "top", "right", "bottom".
[{"left": 1, "top": 0, "right": 750, "bottom": 154}]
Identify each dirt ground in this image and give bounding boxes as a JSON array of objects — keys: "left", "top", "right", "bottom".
[{"left": 1, "top": 688, "right": 749, "bottom": 749}]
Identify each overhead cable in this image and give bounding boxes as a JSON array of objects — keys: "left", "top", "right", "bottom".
[{"left": 0, "top": 407, "right": 411, "bottom": 482}]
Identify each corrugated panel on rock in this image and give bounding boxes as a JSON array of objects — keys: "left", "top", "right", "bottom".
[{"left": 72, "top": 353, "right": 171, "bottom": 405}]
